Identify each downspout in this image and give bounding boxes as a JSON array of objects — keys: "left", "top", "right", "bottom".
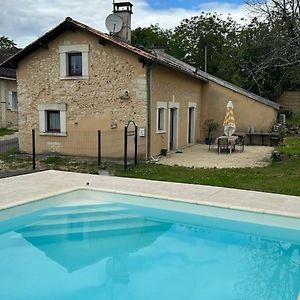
[{"left": 146, "top": 61, "right": 153, "bottom": 160}]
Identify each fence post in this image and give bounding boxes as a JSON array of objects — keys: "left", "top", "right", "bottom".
[
  {"left": 97, "top": 130, "right": 101, "bottom": 166},
  {"left": 134, "top": 125, "right": 138, "bottom": 166},
  {"left": 32, "top": 129, "right": 36, "bottom": 171},
  {"left": 124, "top": 126, "right": 128, "bottom": 170}
]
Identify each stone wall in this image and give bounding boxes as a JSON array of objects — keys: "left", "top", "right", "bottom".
[{"left": 17, "top": 29, "right": 148, "bottom": 158}]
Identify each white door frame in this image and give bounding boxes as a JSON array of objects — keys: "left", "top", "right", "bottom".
[
  {"left": 187, "top": 102, "right": 197, "bottom": 145},
  {"left": 168, "top": 102, "right": 179, "bottom": 151}
]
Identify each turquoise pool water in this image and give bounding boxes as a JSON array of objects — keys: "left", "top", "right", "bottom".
[{"left": 0, "top": 190, "right": 300, "bottom": 300}]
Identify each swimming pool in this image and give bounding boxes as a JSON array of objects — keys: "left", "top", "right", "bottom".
[{"left": 1, "top": 189, "right": 300, "bottom": 300}]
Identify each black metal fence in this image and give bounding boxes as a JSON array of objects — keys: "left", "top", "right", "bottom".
[{"left": 0, "top": 125, "right": 146, "bottom": 175}]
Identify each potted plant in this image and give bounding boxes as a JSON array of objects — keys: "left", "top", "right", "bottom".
[{"left": 203, "top": 119, "right": 220, "bottom": 144}]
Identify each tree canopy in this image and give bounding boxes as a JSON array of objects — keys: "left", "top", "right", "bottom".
[
  {"left": 0, "top": 36, "right": 16, "bottom": 49},
  {"left": 131, "top": 1, "right": 300, "bottom": 101}
]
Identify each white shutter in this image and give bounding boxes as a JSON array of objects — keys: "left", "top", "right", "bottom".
[
  {"left": 7, "top": 91, "right": 13, "bottom": 110},
  {"left": 82, "top": 51, "right": 89, "bottom": 76},
  {"left": 59, "top": 53, "right": 67, "bottom": 78},
  {"left": 12, "top": 92, "right": 18, "bottom": 110}
]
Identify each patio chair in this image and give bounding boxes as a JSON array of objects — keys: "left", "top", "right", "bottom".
[
  {"left": 208, "top": 138, "right": 217, "bottom": 152},
  {"left": 235, "top": 136, "right": 245, "bottom": 152},
  {"left": 218, "top": 137, "right": 229, "bottom": 154}
]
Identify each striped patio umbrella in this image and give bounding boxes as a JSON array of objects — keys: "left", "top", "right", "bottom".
[{"left": 223, "top": 101, "right": 236, "bottom": 136}]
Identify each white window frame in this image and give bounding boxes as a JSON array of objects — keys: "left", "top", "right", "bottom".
[
  {"left": 156, "top": 101, "right": 167, "bottom": 133},
  {"left": 187, "top": 102, "right": 197, "bottom": 145},
  {"left": 59, "top": 44, "right": 89, "bottom": 80},
  {"left": 38, "top": 103, "right": 67, "bottom": 136},
  {"left": 7, "top": 90, "right": 18, "bottom": 111}
]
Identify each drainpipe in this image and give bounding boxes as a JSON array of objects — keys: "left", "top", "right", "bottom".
[{"left": 146, "top": 61, "right": 153, "bottom": 160}]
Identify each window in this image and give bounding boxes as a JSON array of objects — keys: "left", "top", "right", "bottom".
[
  {"left": 158, "top": 108, "right": 165, "bottom": 131},
  {"left": 156, "top": 102, "right": 167, "bottom": 133},
  {"left": 59, "top": 44, "right": 89, "bottom": 79},
  {"left": 7, "top": 91, "right": 18, "bottom": 111},
  {"left": 46, "top": 110, "right": 61, "bottom": 132},
  {"left": 68, "top": 53, "right": 82, "bottom": 76},
  {"left": 38, "top": 103, "right": 67, "bottom": 136}
]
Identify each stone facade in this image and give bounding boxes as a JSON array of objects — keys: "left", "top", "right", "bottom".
[
  {"left": 17, "top": 30, "right": 148, "bottom": 158},
  {"left": 0, "top": 78, "right": 18, "bottom": 128}
]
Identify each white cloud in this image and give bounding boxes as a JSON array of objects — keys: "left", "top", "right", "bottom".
[{"left": 0, "top": 0, "right": 248, "bottom": 47}]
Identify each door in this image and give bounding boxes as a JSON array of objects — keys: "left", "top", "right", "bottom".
[
  {"left": 188, "top": 107, "right": 195, "bottom": 144},
  {"left": 169, "top": 108, "right": 178, "bottom": 150}
]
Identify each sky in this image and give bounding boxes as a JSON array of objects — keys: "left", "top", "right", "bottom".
[{"left": 0, "top": 0, "right": 248, "bottom": 47}]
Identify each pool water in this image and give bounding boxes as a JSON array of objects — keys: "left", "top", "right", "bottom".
[{"left": 0, "top": 190, "right": 300, "bottom": 300}]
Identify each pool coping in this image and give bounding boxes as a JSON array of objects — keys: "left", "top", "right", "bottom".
[{"left": 0, "top": 170, "right": 300, "bottom": 219}]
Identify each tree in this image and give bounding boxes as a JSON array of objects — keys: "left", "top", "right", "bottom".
[
  {"left": 0, "top": 36, "right": 16, "bottom": 49},
  {"left": 131, "top": 25, "right": 171, "bottom": 49},
  {"left": 131, "top": 15, "right": 243, "bottom": 86},
  {"left": 242, "top": 0, "right": 300, "bottom": 98},
  {"left": 131, "top": 7, "right": 300, "bottom": 101},
  {"left": 168, "top": 13, "right": 243, "bottom": 85}
]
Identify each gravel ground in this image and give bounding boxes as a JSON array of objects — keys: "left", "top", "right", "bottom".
[{"left": 157, "top": 144, "right": 274, "bottom": 169}]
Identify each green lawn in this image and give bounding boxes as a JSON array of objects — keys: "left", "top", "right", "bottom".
[
  {"left": 112, "top": 137, "right": 300, "bottom": 196},
  {"left": 0, "top": 135, "right": 299, "bottom": 196},
  {"left": 0, "top": 128, "right": 17, "bottom": 137}
]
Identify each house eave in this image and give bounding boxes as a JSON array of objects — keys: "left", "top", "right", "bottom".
[
  {"left": 155, "top": 60, "right": 208, "bottom": 83},
  {"left": 0, "top": 76, "right": 16, "bottom": 81},
  {"left": 0, "top": 17, "right": 154, "bottom": 69}
]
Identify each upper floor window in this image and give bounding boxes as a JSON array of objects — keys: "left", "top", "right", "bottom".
[
  {"left": 59, "top": 44, "right": 89, "bottom": 79},
  {"left": 68, "top": 53, "right": 82, "bottom": 76}
]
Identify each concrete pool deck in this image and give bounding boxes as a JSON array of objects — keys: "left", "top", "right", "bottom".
[{"left": 0, "top": 170, "right": 300, "bottom": 218}]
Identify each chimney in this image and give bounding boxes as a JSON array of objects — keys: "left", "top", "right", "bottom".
[{"left": 113, "top": 2, "right": 133, "bottom": 43}]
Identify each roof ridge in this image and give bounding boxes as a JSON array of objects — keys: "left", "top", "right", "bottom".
[{"left": 0, "top": 17, "right": 279, "bottom": 109}]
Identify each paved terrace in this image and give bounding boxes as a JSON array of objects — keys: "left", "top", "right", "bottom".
[
  {"left": 0, "top": 170, "right": 300, "bottom": 218},
  {"left": 158, "top": 144, "right": 273, "bottom": 169}
]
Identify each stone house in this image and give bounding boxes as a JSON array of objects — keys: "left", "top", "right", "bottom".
[
  {"left": 0, "top": 48, "right": 19, "bottom": 128},
  {"left": 1, "top": 4, "right": 279, "bottom": 159}
]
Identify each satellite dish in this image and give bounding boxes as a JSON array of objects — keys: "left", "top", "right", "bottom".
[{"left": 105, "top": 14, "right": 123, "bottom": 33}]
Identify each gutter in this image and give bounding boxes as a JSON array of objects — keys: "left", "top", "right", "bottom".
[
  {"left": 155, "top": 59, "right": 207, "bottom": 83},
  {"left": 0, "top": 76, "right": 16, "bottom": 81},
  {"left": 146, "top": 61, "right": 153, "bottom": 160}
]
